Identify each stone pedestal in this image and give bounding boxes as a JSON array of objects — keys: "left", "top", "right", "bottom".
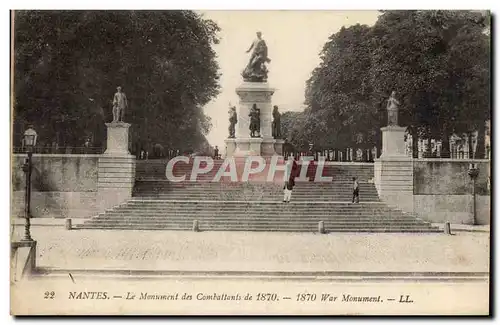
[
  {"left": 261, "top": 138, "right": 277, "bottom": 156},
  {"left": 375, "top": 125, "right": 413, "bottom": 213},
  {"left": 234, "top": 137, "right": 263, "bottom": 157},
  {"left": 274, "top": 139, "right": 285, "bottom": 156},
  {"left": 230, "top": 81, "right": 277, "bottom": 157},
  {"left": 104, "top": 122, "right": 131, "bottom": 156},
  {"left": 12, "top": 240, "right": 37, "bottom": 280},
  {"left": 98, "top": 122, "right": 135, "bottom": 211},
  {"left": 380, "top": 126, "right": 407, "bottom": 158}
]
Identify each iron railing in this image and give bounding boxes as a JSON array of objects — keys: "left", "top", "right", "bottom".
[
  {"left": 283, "top": 148, "right": 379, "bottom": 162},
  {"left": 12, "top": 147, "right": 104, "bottom": 154}
]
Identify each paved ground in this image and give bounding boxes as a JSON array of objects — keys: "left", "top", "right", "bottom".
[{"left": 11, "top": 224, "right": 490, "bottom": 273}]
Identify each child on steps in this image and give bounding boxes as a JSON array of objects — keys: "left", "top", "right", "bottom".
[{"left": 283, "top": 177, "right": 295, "bottom": 203}]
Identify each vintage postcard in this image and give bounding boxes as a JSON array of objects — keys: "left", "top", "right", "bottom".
[{"left": 10, "top": 9, "right": 491, "bottom": 315}]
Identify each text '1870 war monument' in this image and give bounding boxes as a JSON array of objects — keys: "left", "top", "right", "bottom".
[{"left": 225, "top": 31, "right": 285, "bottom": 157}]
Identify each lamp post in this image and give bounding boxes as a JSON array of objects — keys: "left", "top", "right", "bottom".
[
  {"left": 468, "top": 163, "right": 479, "bottom": 225},
  {"left": 21, "top": 126, "right": 37, "bottom": 242}
]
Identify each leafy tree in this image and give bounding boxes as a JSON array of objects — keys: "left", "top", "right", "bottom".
[
  {"left": 369, "top": 10, "right": 490, "bottom": 158},
  {"left": 280, "top": 111, "right": 301, "bottom": 140},
  {"left": 13, "top": 10, "right": 221, "bottom": 153},
  {"left": 303, "top": 24, "right": 382, "bottom": 152},
  {"left": 300, "top": 10, "right": 490, "bottom": 158}
]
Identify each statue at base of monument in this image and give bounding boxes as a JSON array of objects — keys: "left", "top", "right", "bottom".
[
  {"left": 112, "top": 86, "right": 128, "bottom": 123},
  {"left": 272, "top": 105, "right": 281, "bottom": 139},
  {"left": 386, "top": 90, "right": 400, "bottom": 126},
  {"left": 228, "top": 104, "right": 237, "bottom": 138},
  {"left": 242, "top": 31, "right": 271, "bottom": 83},
  {"left": 249, "top": 103, "right": 261, "bottom": 138}
]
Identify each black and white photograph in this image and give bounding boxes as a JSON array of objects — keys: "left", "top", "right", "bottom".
[{"left": 9, "top": 9, "right": 491, "bottom": 315}]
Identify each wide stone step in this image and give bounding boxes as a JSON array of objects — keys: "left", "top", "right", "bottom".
[
  {"left": 121, "top": 202, "right": 388, "bottom": 207},
  {"left": 132, "top": 195, "right": 380, "bottom": 200},
  {"left": 105, "top": 209, "right": 406, "bottom": 214},
  {"left": 138, "top": 172, "right": 374, "bottom": 175},
  {"left": 82, "top": 222, "right": 429, "bottom": 229},
  {"left": 92, "top": 212, "right": 422, "bottom": 219},
  {"left": 103, "top": 211, "right": 408, "bottom": 215},
  {"left": 133, "top": 187, "right": 377, "bottom": 190},
  {"left": 124, "top": 201, "right": 384, "bottom": 204},
  {"left": 133, "top": 188, "right": 377, "bottom": 192},
  {"left": 100, "top": 215, "right": 411, "bottom": 220},
  {"left": 137, "top": 181, "right": 375, "bottom": 183},
  {"left": 121, "top": 210, "right": 384, "bottom": 215},
  {"left": 107, "top": 215, "right": 399, "bottom": 220},
  {"left": 134, "top": 177, "right": 377, "bottom": 181},
  {"left": 87, "top": 220, "right": 428, "bottom": 226},
  {"left": 134, "top": 183, "right": 377, "bottom": 192},
  {"left": 76, "top": 224, "right": 439, "bottom": 232},
  {"left": 136, "top": 170, "right": 375, "bottom": 179},
  {"left": 133, "top": 186, "right": 377, "bottom": 191},
  {"left": 134, "top": 194, "right": 379, "bottom": 197},
  {"left": 132, "top": 194, "right": 380, "bottom": 198},
  {"left": 119, "top": 205, "right": 390, "bottom": 211},
  {"left": 112, "top": 208, "right": 395, "bottom": 214},
  {"left": 112, "top": 205, "right": 397, "bottom": 210},
  {"left": 124, "top": 201, "right": 386, "bottom": 204},
  {"left": 77, "top": 219, "right": 429, "bottom": 226},
  {"left": 95, "top": 212, "right": 418, "bottom": 218},
  {"left": 133, "top": 188, "right": 378, "bottom": 192},
  {"left": 133, "top": 188, "right": 379, "bottom": 191}
]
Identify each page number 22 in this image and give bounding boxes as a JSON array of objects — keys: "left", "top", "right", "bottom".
[{"left": 44, "top": 291, "right": 55, "bottom": 299}]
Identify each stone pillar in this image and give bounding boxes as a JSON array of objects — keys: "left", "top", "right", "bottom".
[
  {"left": 374, "top": 125, "right": 413, "bottom": 213},
  {"left": 224, "top": 139, "right": 236, "bottom": 158},
  {"left": 374, "top": 157, "right": 413, "bottom": 213},
  {"left": 98, "top": 122, "right": 136, "bottom": 211},
  {"left": 232, "top": 81, "right": 277, "bottom": 157}
]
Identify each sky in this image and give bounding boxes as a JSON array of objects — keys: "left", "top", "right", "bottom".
[{"left": 198, "top": 11, "right": 381, "bottom": 149}]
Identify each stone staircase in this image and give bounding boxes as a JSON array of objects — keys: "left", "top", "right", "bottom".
[{"left": 77, "top": 159, "right": 439, "bottom": 232}]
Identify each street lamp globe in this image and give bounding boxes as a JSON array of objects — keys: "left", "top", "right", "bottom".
[
  {"left": 23, "top": 126, "right": 37, "bottom": 151},
  {"left": 468, "top": 163, "right": 479, "bottom": 179}
]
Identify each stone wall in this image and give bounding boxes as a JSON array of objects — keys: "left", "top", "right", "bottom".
[
  {"left": 413, "top": 159, "right": 490, "bottom": 225},
  {"left": 413, "top": 160, "right": 489, "bottom": 195},
  {"left": 12, "top": 154, "right": 101, "bottom": 218}
]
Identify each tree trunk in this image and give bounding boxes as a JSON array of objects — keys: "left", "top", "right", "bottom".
[
  {"left": 441, "top": 126, "right": 450, "bottom": 158},
  {"left": 476, "top": 121, "right": 485, "bottom": 159},
  {"left": 468, "top": 132, "right": 474, "bottom": 159},
  {"left": 411, "top": 127, "right": 419, "bottom": 158},
  {"left": 422, "top": 125, "right": 431, "bottom": 158}
]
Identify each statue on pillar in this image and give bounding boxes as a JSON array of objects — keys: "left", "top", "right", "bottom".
[
  {"left": 242, "top": 31, "right": 271, "bottom": 82},
  {"left": 386, "top": 90, "right": 400, "bottom": 126},
  {"left": 112, "top": 86, "right": 128, "bottom": 123},
  {"left": 228, "top": 104, "right": 237, "bottom": 138},
  {"left": 249, "top": 103, "right": 261, "bottom": 138},
  {"left": 272, "top": 105, "right": 281, "bottom": 138}
]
